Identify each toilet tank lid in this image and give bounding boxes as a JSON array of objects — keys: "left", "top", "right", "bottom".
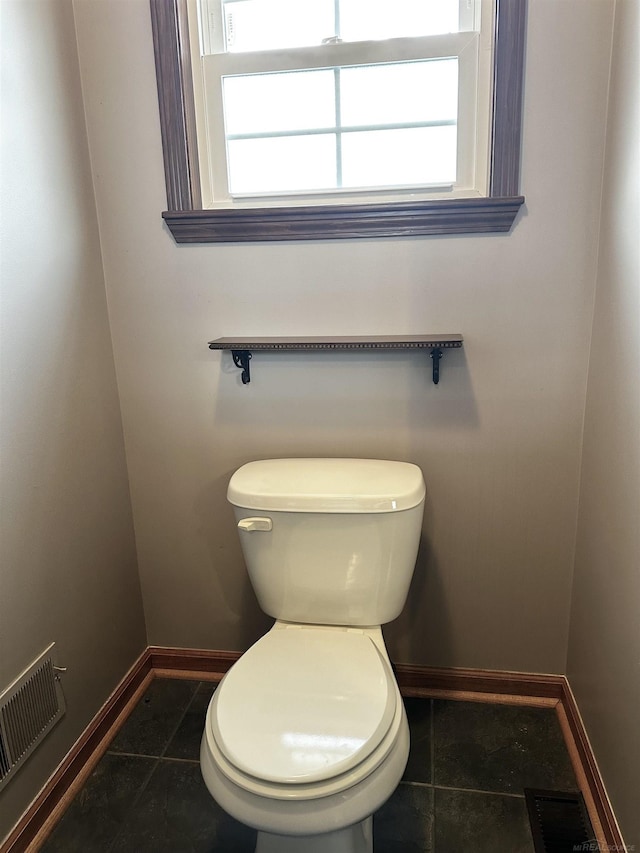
[{"left": 227, "top": 458, "right": 425, "bottom": 513}]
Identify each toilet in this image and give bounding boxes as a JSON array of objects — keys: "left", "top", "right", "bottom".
[{"left": 200, "top": 458, "right": 425, "bottom": 853}]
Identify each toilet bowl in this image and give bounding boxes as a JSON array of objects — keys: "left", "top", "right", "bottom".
[
  {"left": 200, "top": 459, "right": 425, "bottom": 853},
  {"left": 201, "top": 624, "right": 410, "bottom": 850}
]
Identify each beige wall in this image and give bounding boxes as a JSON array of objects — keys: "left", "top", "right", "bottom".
[
  {"left": 72, "top": 0, "right": 615, "bottom": 673},
  {"left": 0, "top": 0, "right": 146, "bottom": 838},
  {"left": 567, "top": 0, "right": 640, "bottom": 847}
]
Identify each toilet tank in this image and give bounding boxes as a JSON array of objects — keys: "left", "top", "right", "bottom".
[{"left": 227, "top": 459, "right": 425, "bottom": 627}]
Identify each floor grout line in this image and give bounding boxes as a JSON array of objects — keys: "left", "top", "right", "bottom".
[
  {"left": 106, "top": 679, "right": 201, "bottom": 853},
  {"left": 430, "top": 697, "right": 435, "bottom": 843},
  {"left": 158, "top": 679, "right": 201, "bottom": 760},
  {"left": 106, "top": 750, "right": 201, "bottom": 765},
  {"left": 158, "top": 755, "right": 201, "bottom": 765},
  {"left": 401, "top": 779, "right": 526, "bottom": 799},
  {"left": 105, "top": 756, "right": 161, "bottom": 853},
  {"left": 107, "top": 750, "right": 165, "bottom": 760}
]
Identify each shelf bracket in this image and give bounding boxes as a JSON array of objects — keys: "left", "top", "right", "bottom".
[
  {"left": 430, "top": 347, "right": 443, "bottom": 385},
  {"left": 232, "top": 350, "right": 252, "bottom": 384}
]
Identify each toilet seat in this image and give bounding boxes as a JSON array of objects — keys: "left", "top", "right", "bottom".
[{"left": 208, "top": 625, "right": 400, "bottom": 798}]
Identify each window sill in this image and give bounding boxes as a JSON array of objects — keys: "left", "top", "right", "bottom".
[{"left": 163, "top": 195, "right": 525, "bottom": 243}]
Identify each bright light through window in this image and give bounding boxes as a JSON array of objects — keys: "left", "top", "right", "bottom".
[
  {"left": 339, "top": 0, "right": 462, "bottom": 42},
  {"left": 221, "top": 0, "right": 467, "bottom": 53},
  {"left": 196, "top": 0, "right": 486, "bottom": 202},
  {"left": 222, "top": 58, "right": 459, "bottom": 195}
]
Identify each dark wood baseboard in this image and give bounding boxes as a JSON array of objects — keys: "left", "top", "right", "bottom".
[
  {"left": 394, "top": 662, "right": 565, "bottom": 700},
  {"left": 557, "top": 680, "right": 624, "bottom": 847},
  {"left": 1, "top": 646, "right": 625, "bottom": 853},
  {"left": 148, "top": 645, "right": 240, "bottom": 680},
  {"left": 147, "top": 647, "right": 568, "bottom": 700}
]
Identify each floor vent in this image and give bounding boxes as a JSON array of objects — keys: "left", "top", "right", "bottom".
[
  {"left": 0, "top": 643, "right": 66, "bottom": 792},
  {"left": 525, "top": 788, "right": 596, "bottom": 853}
]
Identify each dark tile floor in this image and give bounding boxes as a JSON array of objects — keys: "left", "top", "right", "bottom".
[{"left": 41, "top": 678, "right": 580, "bottom": 852}]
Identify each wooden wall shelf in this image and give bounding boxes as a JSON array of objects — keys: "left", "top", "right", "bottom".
[{"left": 208, "top": 335, "right": 463, "bottom": 385}]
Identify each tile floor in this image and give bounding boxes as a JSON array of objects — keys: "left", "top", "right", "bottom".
[{"left": 41, "top": 678, "right": 580, "bottom": 852}]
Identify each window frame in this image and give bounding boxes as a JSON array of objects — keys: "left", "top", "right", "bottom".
[{"left": 150, "top": 0, "right": 526, "bottom": 243}]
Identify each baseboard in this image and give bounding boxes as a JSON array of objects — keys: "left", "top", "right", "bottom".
[
  {"left": 394, "top": 662, "right": 565, "bottom": 701},
  {"left": 1, "top": 646, "right": 626, "bottom": 853},
  {"left": 147, "top": 645, "right": 240, "bottom": 680},
  {"left": 557, "top": 680, "right": 626, "bottom": 847}
]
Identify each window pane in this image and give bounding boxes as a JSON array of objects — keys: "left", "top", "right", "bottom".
[
  {"left": 223, "top": 0, "right": 335, "bottom": 52},
  {"left": 339, "top": 0, "right": 463, "bottom": 41},
  {"left": 223, "top": 70, "right": 336, "bottom": 135},
  {"left": 341, "top": 126, "right": 457, "bottom": 187},
  {"left": 220, "top": 0, "right": 470, "bottom": 52},
  {"left": 227, "top": 135, "right": 337, "bottom": 194},
  {"left": 340, "top": 60, "right": 458, "bottom": 127}
]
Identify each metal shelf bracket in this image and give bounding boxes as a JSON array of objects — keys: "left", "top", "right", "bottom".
[
  {"left": 430, "top": 347, "right": 443, "bottom": 384},
  {"left": 231, "top": 350, "right": 252, "bottom": 384}
]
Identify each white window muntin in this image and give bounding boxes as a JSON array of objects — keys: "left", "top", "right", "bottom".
[{"left": 201, "top": 32, "right": 480, "bottom": 202}]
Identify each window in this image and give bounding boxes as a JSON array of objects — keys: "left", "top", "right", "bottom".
[
  {"left": 150, "top": 0, "right": 526, "bottom": 242},
  {"left": 195, "top": 0, "right": 488, "bottom": 203}
]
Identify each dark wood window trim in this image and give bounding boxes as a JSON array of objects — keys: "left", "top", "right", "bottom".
[{"left": 150, "top": 0, "right": 526, "bottom": 243}]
